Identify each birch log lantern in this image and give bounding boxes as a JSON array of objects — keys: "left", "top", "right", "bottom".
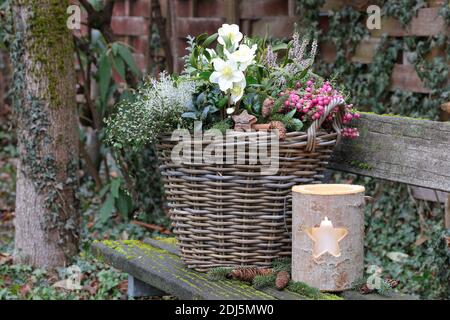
[{"left": 291, "top": 184, "right": 366, "bottom": 291}]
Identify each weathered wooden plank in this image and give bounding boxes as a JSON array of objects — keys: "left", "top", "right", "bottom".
[
  {"left": 240, "top": 0, "right": 289, "bottom": 19},
  {"left": 92, "top": 240, "right": 278, "bottom": 300},
  {"left": 351, "top": 38, "right": 380, "bottom": 64},
  {"left": 143, "top": 238, "right": 309, "bottom": 300},
  {"left": 411, "top": 186, "right": 448, "bottom": 203},
  {"left": 251, "top": 17, "right": 298, "bottom": 38},
  {"left": 370, "top": 8, "right": 448, "bottom": 37},
  {"left": 328, "top": 113, "right": 450, "bottom": 192},
  {"left": 390, "top": 64, "right": 431, "bottom": 93},
  {"left": 176, "top": 17, "right": 225, "bottom": 37}
]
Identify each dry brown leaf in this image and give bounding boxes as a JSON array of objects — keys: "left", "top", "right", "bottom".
[
  {"left": 0, "top": 252, "right": 12, "bottom": 266},
  {"left": 118, "top": 279, "right": 128, "bottom": 293},
  {"left": 414, "top": 234, "right": 430, "bottom": 246},
  {"left": 83, "top": 284, "right": 97, "bottom": 295},
  {"left": 20, "top": 283, "right": 32, "bottom": 297}
]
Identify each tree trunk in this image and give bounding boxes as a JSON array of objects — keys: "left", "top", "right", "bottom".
[
  {"left": 291, "top": 184, "right": 365, "bottom": 291},
  {"left": 11, "top": 0, "right": 79, "bottom": 268}
]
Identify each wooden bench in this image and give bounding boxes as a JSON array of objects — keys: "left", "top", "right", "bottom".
[
  {"left": 92, "top": 237, "right": 418, "bottom": 300},
  {"left": 329, "top": 113, "right": 450, "bottom": 227},
  {"left": 92, "top": 113, "right": 449, "bottom": 300}
]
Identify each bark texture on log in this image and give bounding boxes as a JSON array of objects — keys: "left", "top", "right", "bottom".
[
  {"left": 12, "top": 0, "right": 79, "bottom": 268},
  {"left": 292, "top": 184, "right": 365, "bottom": 292}
]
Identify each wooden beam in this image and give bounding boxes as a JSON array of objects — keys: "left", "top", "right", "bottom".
[
  {"left": 188, "top": 0, "right": 197, "bottom": 17},
  {"left": 370, "top": 8, "right": 448, "bottom": 37},
  {"left": 410, "top": 186, "right": 448, "bottom": 203},
  {"left": 328, "top": 113, "right": 450, "bottom": 193},
  {"left": 390, "top": 64, "right": 431, "bottom": 94},
  {"left": 225, "top": 0, "right": 239, "bottom": 24}
]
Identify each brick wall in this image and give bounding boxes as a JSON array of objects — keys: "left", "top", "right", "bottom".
[
  {"left": 111, "top": 0, "right": 151, "bottom": 72},
  {"left": 168, "top": 0, "right": 298, "bottom": 72}
]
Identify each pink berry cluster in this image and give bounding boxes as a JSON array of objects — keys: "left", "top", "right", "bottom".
[
  {"left": 341, "top": 127, "right": 359, "bottom": 139},
  {"left": 278, "top": 79, "right": 360, "bottom": 139}
]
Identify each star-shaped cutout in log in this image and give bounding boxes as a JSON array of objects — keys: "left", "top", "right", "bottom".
[{"left": 304, "top": 217, "right": 348, "bottom": 259}]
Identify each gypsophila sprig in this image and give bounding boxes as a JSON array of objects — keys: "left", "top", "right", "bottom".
[{"left": 106, "top": 72, "right": 197, "bottom": 150}]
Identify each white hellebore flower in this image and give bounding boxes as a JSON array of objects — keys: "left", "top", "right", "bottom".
[
  {"left": 230, "top": 80, "right": 246, "bottom": 104},
  {"left": 217, "top": 24, "right": 243, "bottom": 51},
  {"left": 209, "top": 58, "right": 244, "bottom": 92},
  {"left": 226, "top": 44, "right": 257, "bottom": 71}
]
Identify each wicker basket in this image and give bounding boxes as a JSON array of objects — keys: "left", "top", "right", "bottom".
[{"left": 156, "top": 99, "right": 345, "bottom": 272}]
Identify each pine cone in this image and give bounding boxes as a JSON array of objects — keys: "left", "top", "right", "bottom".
[
  {"left": 384, "top": 278, "right": 399, "bottom": 289},
  {"left": 229, "top": 267, "right": 273, "bottom": 282},
  {"left": 262, "top": 97, "right": 275, "bottom": 118},
  {"left": 269, "top": 121, "right": 287, "bottom": 140},
  {"left": 360, "top": 283, "right": 373, "bottom": 294},
  {"left": 275, "top": 271, "right": 290, "bottom": 290}
]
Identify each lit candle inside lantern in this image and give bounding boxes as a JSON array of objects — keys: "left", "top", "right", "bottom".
[{"left": 305, "top": 216, "right": 348, "bottom": 259}]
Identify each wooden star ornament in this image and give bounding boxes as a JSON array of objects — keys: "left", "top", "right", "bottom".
[
  {"left": 304, "top": 217, "right": 348, "bottom": 259},
  {"left": 232, "top": 110, "right": 257, "bottom": 131}
]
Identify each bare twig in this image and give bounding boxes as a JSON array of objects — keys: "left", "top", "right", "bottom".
[
  {"left": 153, "top": 0, "right": 173, "bottom": 73},
  {"left": 74, "top": 36, "right": 101, "bottom": 130},
  {"left": 131, "top": 220, "right": 172, "bottom": 235},
  {"left": 79, "top": 140, "right": 102, "bottom": 190}
]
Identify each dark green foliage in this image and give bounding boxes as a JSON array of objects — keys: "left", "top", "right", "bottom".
[
  {"left": 271, "top": 257, "right": 291, "bottom": 273},
  {"left": 287, "top": 281, "right": 325, "bottom": 299},
  {"left": 253, "top": 274, "right": 277, "bottom": 289},
  {"left": 206, "top": 267, "right": 233, "bottom": 281},
  {"left": 211, "top": 118, "right": 233, "bottom": 133}
]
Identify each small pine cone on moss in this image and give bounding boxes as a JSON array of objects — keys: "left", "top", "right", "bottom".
[
  {"left": 359, "top": 283, "right": 373, "bottom": 294},
  {"left": 262, "top": 97, "right": 275, "bottom": 118},
  {"left": 275, "top": 271, "right": 290, "bottom": 290},
  {"left": 229, "top": 267, "right": 273, "bottom": 282},
  {"left": 384, "top": 278, "right": 399, "bottom": 289},
  {"left": 269, "top": 121, "right": 287, "bottom": 140}
]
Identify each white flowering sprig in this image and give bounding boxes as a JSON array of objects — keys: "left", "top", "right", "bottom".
[
  {"left": 207, "top": 24, "right": 257, "bottom": 108},
  {"left": 106, "top": 72, "right": 197, "bottom": 149}
]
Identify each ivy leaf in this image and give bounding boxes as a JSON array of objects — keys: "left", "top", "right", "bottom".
[{"left": 117, "top": 44, "right": 139, "bottom": 76}]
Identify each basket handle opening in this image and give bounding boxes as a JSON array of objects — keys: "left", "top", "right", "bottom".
[{"left": 306, "top": 97, "right": 346, "bottom": 152}]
